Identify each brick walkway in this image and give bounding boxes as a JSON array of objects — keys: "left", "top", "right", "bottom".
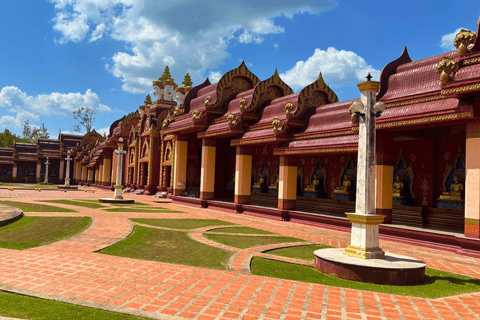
[{"left": 0, "top": 187, "right": 479, "bottom": 319}]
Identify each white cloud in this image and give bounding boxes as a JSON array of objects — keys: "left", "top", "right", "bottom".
[
  {"left": 208, "top": 71, "right": 222, "bottom": 83},
  {"left": 0, "top": 86, "right": 111, "bottom": 129},
  {"left": 0, "top": 110, "right": 40, "bottom": 129},
  {"left": 280, "top": 47, "right": 380, "bottom": 90},
  {"left": 95, "top": 126, "right": 110, "bottom": 136},
  {"left": 273, "top": 43, "right": 279, "bottom": 50},
  {"left": 439, "top": 27, "right": 464, "bottom": 51},
  {"left": 48, "top": 0, "right": 337, "bottom": 93}
]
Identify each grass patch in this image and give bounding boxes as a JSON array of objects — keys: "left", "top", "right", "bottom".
[
  {"left": 100, "top": 226, "right": 232, "bottom": 269},
  {"left": 0, "top": 201, "right": 76, "bottom": 213},
  {"left": 207, "top": 226, "right": 274, "bottom": 235},
  {"left": 0, "top": 290, "right": 150, "bottom": 320},
  {"left": 104, "top": 207, "right": 183, "bottom": 213},
  {"left": 130, "top": 218, "right": 234, "bottom": 230},
  {"left": 0, "top": 216, "right": 91, "bottom": 250},
  {"left": 0, "top": 183, "right": 58, "bottom": 189},
  {"left": 265, "top": 244, "right": 333, "bottom": 260},
  {"left": 204, "top": 234, "right": 305, "bottom": 249},
  {"left": 40, "top": 200, "right": 105, "bottom": 209},
  {"left": 251, "top": 258, "right": 480, "bottom": 298}
]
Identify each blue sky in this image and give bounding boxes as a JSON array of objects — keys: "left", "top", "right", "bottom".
[{"left": 1, "top": 0, "right": 479, "bottom": 138}]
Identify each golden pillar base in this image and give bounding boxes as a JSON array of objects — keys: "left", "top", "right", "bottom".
[{"left": 344, "top": 213, "right": 385, "bottom": 259}]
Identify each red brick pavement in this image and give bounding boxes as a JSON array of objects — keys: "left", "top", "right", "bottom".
[{"left": 0, "top": 187, "right": 479, "bottom": 319}]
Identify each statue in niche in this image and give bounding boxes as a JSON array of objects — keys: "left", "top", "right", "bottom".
[
  {"left": 392, "top": 148, "right": 415, "bottom": 205},
  {"left": 252, "top": 163, "right": 268, "bottom": 193},
  {"left": 438, "top": 146, "right": 465, "bottom": 208},
  {"left": 226, "top": 171, "right": 235, "bottom": 191},
  {"left": 304, "top": 157, "right": 327, "bottom": 198},
  {"left": 333, "top": 156, "right": 356, "bottom": 201},
  {"left": 269, "top": 168, "right": 279, "bottom": 194},
  {"left": 393, "top": 173, "right": 407, "bottom": 198}
]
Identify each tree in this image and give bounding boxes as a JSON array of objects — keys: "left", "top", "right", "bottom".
[
  {"left": 144, "top": 94, "right": 152, "bottom": 105},
  {"left": 0, "top": 129, "right": 29, "bottom": 147},
  {"left": 22, "top": 121, "right": 50, "bottom": 141},
  {"left": 73, "top": 107, "right": 95, "bottom": 133}
]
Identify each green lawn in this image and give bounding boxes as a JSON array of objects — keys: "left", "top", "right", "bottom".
[
  {"left": 0, "top": 183, "right": 58, "bottom": 189},
  {"left": 251, "top": 258, "right": 480, "bottom": 298},
  {"left": 207, "top": 226, "right": 274, "bottom": 234},
  {"left": 41, "top": 200, "right": 105, "bottom": 209},
  {"left": 0, "top": 201, "right": 76, "bottom": 213},
  {"left": 0, "top": 290, "right": 150, "bottom": 320},
  {"left": 0, "top": 216, "right": 92, "bottom": 250},
  {"left": 204, "top": 234, "right": 306, "bottom": 249},
  {"left": 103, "top": 208, "right": 183, "bottom": 213},
  {"left": 265, "top": 244, "right": 332, "bottom": 260},
  {"left": 100, "top": 226, "right": 232, "bottom": 269},
  {"left": 130, "top": 218, "right": 234, "bottom": 230}
]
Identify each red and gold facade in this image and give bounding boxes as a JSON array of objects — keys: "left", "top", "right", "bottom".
[{"left": 65, "top": 20, "right": 480, "bottom": 253}]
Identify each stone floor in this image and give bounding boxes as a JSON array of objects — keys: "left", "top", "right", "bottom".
[{"left": 0, "top": 187, "right": 479, "bottom": 320}]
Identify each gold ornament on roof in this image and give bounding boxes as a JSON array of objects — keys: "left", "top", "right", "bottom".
[
  {"left": 204, "top": 95, "right": 212, "bottom": 106},
  {"left": 239, "top": 98, "right": 247, "bottom": 112},
  {"left": 454, "top": 29, "right": 476, "bottom": 56},
  {"left": 348, "top": 104, "right": 359, "bottom": 123},
  {"left": 285, "top": 102, "right": 294, "bottom": 118},
  {"left": 272, "top": 118, "right": 282, "bottom": 134},
  {"left": 227, "top": 113, "right": 235, "bottom": 127},
  {"left": 172, "top": 106, "right": 180, "bottom": 116},
  {"left": 161, "top": 119, "right": 169, "bottom": 129},
  {"left": 436, "top": 57, "right": 459, "bottom": 85},
  {"left": 192, "top": 109, "right": 200, "bottom": 119}
]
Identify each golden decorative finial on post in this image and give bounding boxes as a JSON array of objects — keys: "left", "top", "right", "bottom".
[{"left": 454, "top": 29, "right": 476, "bottom": 56}]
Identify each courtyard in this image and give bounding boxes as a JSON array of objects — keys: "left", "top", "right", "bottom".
[{"left": 0, "top": 186, "right": 478, "bottom": 320}]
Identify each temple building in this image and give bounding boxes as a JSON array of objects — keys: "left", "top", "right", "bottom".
[
  {"left": 0, "top": 133, "right": 83, "bottom": 184},
  {"left": 3, "top": 19, "right": 480, "bottom": 251}
]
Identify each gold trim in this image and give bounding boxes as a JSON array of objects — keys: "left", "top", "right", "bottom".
[
  {"left": 376, "top": 112, "right": 472, "bottom": 129},
  {"left": 441, "top": 83, "right": 480, "bottom": 95},
  {"left": 232, "top": 137, "right": 289, "bottom": 146},
  {"left": 248, "top": 124, "right": 273, "bottom": 131},
  {"left": 345, "top": 213, "right": 385, "bottom": 225},
  {"left": 357, "top": 81, "right": 380, "bottom": 92},
  {"left": 274, "top": 147, "right": 358, "bottom": 155},
  {"left": 292, "top": 129, "right": 357, "bottom": 141},
  {"left": 344, "top": 245, "right": 385, "bottom": 259},
  {"left": 462, "top": 56, "right": 480, "bottom": 66},
  {"left": 385, "top": 95, "right": 445, "bottom": 108},
  {"left": 437, "top": 57, "right": 459, "bottom": 85}
]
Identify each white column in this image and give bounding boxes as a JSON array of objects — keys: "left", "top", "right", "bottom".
[
  {"left": 114, "top": 138, "right": 127, "bottom": 199},
  {"left": 44, "top": 158, "right": 50, "bottom": 184},
  {"left": 64, "top": 152, "right": 72, "bottom": 186}
]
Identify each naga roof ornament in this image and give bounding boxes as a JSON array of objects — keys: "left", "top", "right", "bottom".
[
  {"left": 437, "top": 57, "right": 459, "bottom": 85},
  {"left": 204, "top": 61, "right": 260, "bottom": 110},
  {"left": 287, "top": 73, "right": 338, "bottom": 120},
  {"left": 454, "top": 29, "right": 476, "bottom": 56},
  {"left": 242, "top": 69, "right": 293, "bottom": 114}
]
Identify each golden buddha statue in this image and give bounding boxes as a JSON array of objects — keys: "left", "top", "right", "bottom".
[
  {"left": 438, "top": 175, "right": 464, "bottom": 202},
  {"left": 305, "top": 174, "right": 321, "bottom": 193},
  {"left": 392, "top": 174, "right": 406, "bottom": 198},
  {"left": 269, "top": 171, "right": 279, "bottom": 190},
  {"left": 333, "top": 173, "right": 355, "bottom": 196}
]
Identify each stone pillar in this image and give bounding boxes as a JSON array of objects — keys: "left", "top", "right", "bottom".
[
  {"left": 465, "top": 120, "right": 480, "bottom": 238},
  {"left": 59, "top": 159, "right": 65, "bottom": 181},
  {"left": 200, "top": 138, "right": 216, "bottom": 201},
  {"left": 81, "top": 165, "right": 87, "bottom": 183},
  {"left": 112, "top": 152, "right": 118, "bottom": 187},
  {"left": 234, "top": 146, "right": 252, "bottom": 205},
  {"left": 74, "top": 161, "right": 81, "bottom": 183},
  {"left": 87, "top": 167, "right": 94, "bottom": 184},
  {"left": 44, "top": 158, "right": 50, "bottom": 184},
  {"left": 173, "top": 135, "right": 188, "bottom": 196},
  {"left": 12, "top": 164, "right": 17, "bottom": 181},
  {"left": 102, "top": 156, "right": 112, "bottom": 186},
  {"left": 375, "top": 133, "right": 394, "bottom": 224},
  {"left": 344, "top": 79, "right": 385, "bottom": 259},
  {"left": 64, "top": 153, "right": 72, "bottom": 186},
  {"left": 36, "top": 161, "right": 41, "bottom": 180},
  {"left": 114, "top": 138, "right": 127, "bottom": 199},
  {"left": 278, "top": 156, "right": 297, "bottom": 210}
]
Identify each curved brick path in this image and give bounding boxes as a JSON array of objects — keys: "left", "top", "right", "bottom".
[{"left": 0, "top": 187, "right": 479, "bottom": 319}]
